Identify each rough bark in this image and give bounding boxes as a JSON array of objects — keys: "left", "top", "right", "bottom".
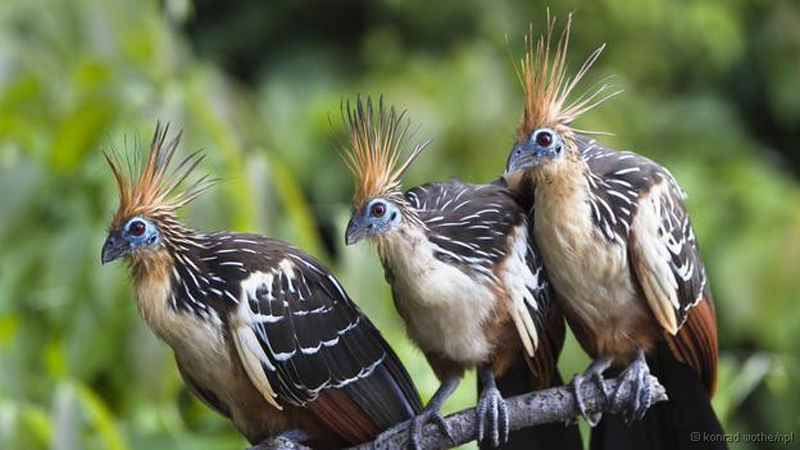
[{"left": 249, "top": 374, "right": 667, "bottom": 450}]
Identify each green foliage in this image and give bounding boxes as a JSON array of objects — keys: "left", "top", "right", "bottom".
[{"left": 0, "top": 0, "right": 798, "bottom": 449}]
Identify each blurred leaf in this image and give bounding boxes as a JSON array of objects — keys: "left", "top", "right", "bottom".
[
  {"left": 714, "top": 353, "right": 772, "bottom": 424},
  {"left": 50, "top": 97, "right": 117, "bottom": 172},
  {"left": 73, "top": 382, "right": 128, "bottom": 450},
  {"left": 268, "top": 155, "right": 324, "bottom": 258}
]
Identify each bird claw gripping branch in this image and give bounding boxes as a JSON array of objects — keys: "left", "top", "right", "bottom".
[
  {"left": 476, "top": 368, "right": 510, "bottom": 448},
  {"left": 568, "top": 358, "right": 612, "bottom": 427},
  {"left": 611, "top": 350, "right": 655, "bottom": 425}
]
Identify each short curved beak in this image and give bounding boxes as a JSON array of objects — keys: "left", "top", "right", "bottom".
[
  {"left": 345, "top": 216, "right": 369, "bottom": 246},
  {"left": 505, "top": 142, "right": 537, "bottom": 174},
  {"left": 101, "top": 232, "right": 128, "bottom": 264}
]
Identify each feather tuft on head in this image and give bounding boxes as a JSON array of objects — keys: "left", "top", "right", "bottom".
[
  {"left": 340, "top": 96, "right": 430, "bottom": 211},
  {"left": 517, "top": 12, "right": 621, "bottom": 141},
  {"left": 105, "top": 122, "right": 216, "bottom": 229}
]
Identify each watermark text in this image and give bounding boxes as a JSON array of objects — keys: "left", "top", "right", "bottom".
[{"left": 690, "top": 431, "right": 794, "bottom": 445}]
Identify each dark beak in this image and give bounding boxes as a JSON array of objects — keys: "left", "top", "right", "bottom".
[
  {"left": 345, "top": 216, "right": 368, "bottom": 246},
  {"left": 101, "top": 231, "right": 129, "bottom": 264},
  {"left": 505, "top": 142, "right": 537, "bottom": 174}
]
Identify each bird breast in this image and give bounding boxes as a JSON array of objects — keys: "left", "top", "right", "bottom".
[
  {"left": 131, "top": 253, "right": 251, "bottom": 423},
  {"left": 377, "top": 226, "right": 497, "bottom": 367},
  {"left": 532, "top": 175, "right": 656, "bottom": 358}
]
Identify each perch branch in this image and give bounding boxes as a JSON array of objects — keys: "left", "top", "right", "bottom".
[{"left": 250, "top": 374, "right": 667, "bottom": 450}]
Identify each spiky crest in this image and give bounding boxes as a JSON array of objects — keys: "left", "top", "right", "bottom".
[
  {"left": 341, "top": 96, "right": 430, "bottom": 211},
  {"left": 105, "top": 122, "right": 216, "bottom": 230},
  {"left": 517, "top": 12, "right": 620, "bottom": 143}
]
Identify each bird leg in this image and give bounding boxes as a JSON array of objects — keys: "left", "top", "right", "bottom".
[
  {"left": 611, "top": 349, "right": 654, "bottom": 424},
  {"left": 476, "top": 366, "right": 509, "bottom": 448},
  {"left": 569, "top": 356, "right": 612, "bottom": 426},
  {"left": 407, "top": 375, "right": 459, "bottom": 450}
]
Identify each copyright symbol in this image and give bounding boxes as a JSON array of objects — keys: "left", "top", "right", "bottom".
[{"left": 691, "top": 432, "right": 700, "bottom": 442}]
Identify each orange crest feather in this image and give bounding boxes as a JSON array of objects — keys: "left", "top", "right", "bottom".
[
  {"left": 518, "top": 12, "right": 620, "bottom": 140},
  {"left": 341, "top": 96, "right": 430, "bottom": 210},
  {"left": 105, "top": 122, "right": 214, "bottom": 229}
]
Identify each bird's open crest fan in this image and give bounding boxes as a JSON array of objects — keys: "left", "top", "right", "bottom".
[
  {"left": 341, "top": 96, "right": 431, "bottom": 211},
  {"left": 105, "top": 122, "right": 217, "bottom": 229},
  {"left": 517, "top": 12, "right": 620, "bottom": 143}
]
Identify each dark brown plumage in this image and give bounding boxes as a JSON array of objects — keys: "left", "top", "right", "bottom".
[
  {"left": 102, "top": 123, "right": 421, "bottom": 447},
  {"left": 343, "top": 98, "right": 580, "bottom": 449},
  {"left": 504, "top": 15, "right": 724, "bottom": 450}
]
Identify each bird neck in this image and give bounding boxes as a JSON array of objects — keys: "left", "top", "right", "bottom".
[
  {"left": 127, "top": 245, "right": 176, "bottom": 331},
  {"left": 374, "top": 220, "right": 427, "bottom": 271},
  {"left": 503, "top": 170, "right": 532, "bottom": 195},
  {"left": 126, "top": 217, "right": 212, "bottom": 316},
  {"left": 529, "top": 155, "right": 589, "bottom": 207},
  {"left": 128, "top": 246, "right": 174, "bottom": 289},
  {"left": 528, "top": 155, "right": 595, "bottom": 258}
]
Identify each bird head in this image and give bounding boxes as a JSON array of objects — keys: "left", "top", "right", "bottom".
[
  {"left": 505, "top": 13, "right": 619, "bottom": 177},
  {"left": 101, "top": 215, "right": 162, "bottom": 264},
  {"left": 339, "top": 96, "right": 430, "bottom": 245},
  {"left": 506, "top": 126, "right": 567, "bottom": 173},
  {"left": 345, "top": 197, "right": 404, "bottom": 245},
  {"left": 102, "top": 123, "right": 214, "bottom": 265}
]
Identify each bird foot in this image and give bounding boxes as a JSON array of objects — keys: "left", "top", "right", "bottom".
[
  {"left": 611, "top": 350, "right": 654, "bottom": 424},
  {"left": 249, "top": 429, "right": 308, "bottom": 450},
  {"left": 476, "top": 384, "right": 509, "bottom": 448},
  {"left": 404, "top": 376, "right": 459, "bottom": 450},
  {"left": 568, "top": 359, "right": 611, "bottom": 427},
  {"left": 407, "top": 407, "right": 454, "bottom": 450}
]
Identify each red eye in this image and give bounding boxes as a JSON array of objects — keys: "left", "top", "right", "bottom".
[
  {"left": 129, "top": 220, "right": 145, "bottom": 236},
  {"left": 535, "top": 131, "right": 553, "bottom": 147},
  {"left": 370, "top": 203, "right": 386, "bottom": 217}
]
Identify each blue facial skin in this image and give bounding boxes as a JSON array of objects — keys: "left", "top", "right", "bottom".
[
  {"left": 505, "top": 127, "right": 564, "bottom": 174},
  {"left": 344, "top": 198, "right": 403, "bottom": 245},
  {"left": 101, "top": 216, "right": 160, "bottom": 264}
]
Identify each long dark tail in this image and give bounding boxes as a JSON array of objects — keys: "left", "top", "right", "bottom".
[
  {"left": 590, "top": 342, "right": 727, "bottom": 450},
  {"left": 480, "top": 354, "right": 583, "bottom": 450}
]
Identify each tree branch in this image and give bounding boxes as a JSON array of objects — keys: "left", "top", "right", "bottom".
[{"left": 250, "top": 374, "right": 667, "bottom": 450}]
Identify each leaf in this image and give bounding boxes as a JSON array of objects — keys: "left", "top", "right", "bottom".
[
  {"left": 73, "top": 382, "right": 128, "bottom": 450},
  {"left": 714, "top": 353, "right": 773, "bottom": 424},
  {"left": 49, "top": 98, "right": 117, "bottom": 173}
]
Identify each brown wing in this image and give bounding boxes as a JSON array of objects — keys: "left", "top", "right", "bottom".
[
  {"left": 209, "top": 234, "right": 422, "bottom": 443},
  {"left": 664, "top": 291, "right": 718, "bottom": 395},
  {"left": 625, "top": 162, "right": 718, "bottom": 396},
  {"left": 518, "top": 216, "right": 565, "bottom": 389},
  {"left": 524, "top": 296, "right": 566, "bottom": 389}
]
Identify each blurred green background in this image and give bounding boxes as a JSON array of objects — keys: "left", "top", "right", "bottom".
[{"left": 1, "top": 0, "right": 798, "bottom": 449}]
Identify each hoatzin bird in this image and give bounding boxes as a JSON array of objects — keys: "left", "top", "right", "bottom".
[
  {"left": 100, "top": 123, "right": 422, "bottom": 448},
  {"left": 504, "top": 15, "right": 726, "bottom": 450},
  {"left": 341, "top": 97, "right": 581, "bottom": 449}
]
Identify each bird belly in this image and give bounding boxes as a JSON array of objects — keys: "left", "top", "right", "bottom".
[
  {"left": 534, "top": 192, "right": 659, "bottom": 360},
  {"left": 382, "top": 232, "right": 497, "bottom": 369}
]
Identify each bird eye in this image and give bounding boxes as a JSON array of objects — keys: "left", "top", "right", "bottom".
[
  {"left": 370, "top": 203, "right": 386, "bottom": 217},
  {"left": 128, "top": 220, "right": 146, "bottom": 237},
  {"left": 535, "top": 130, "right": 553, "bottom": 147}
]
